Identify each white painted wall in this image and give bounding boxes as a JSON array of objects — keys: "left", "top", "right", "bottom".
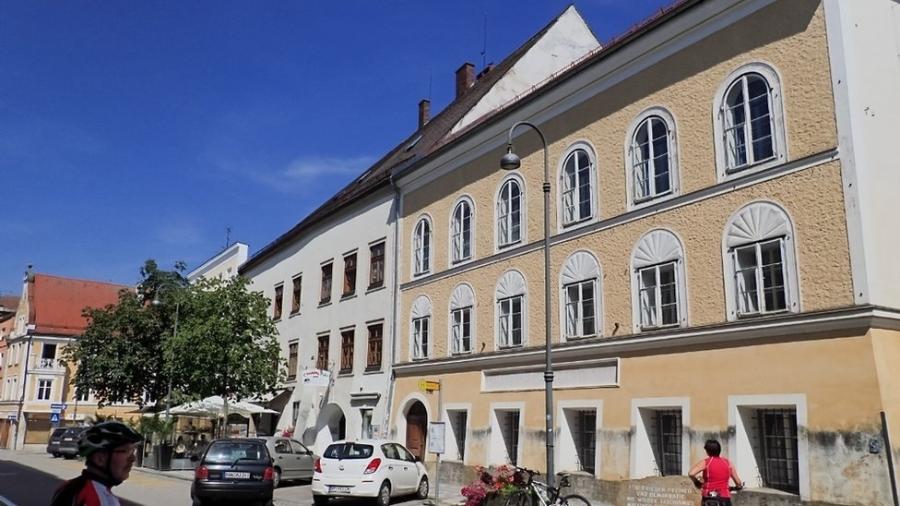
[
  {"left": 825, "top": 0, "right": 900, "bottom": 309},
  {"left": 244, "top": 188, "right": 395, "bottom": 455},
  {"left": 450, "top": 6, "right": 600, "bottom": 135},
  {"left": 187, "top": 242, "right": 248, "bottom": 282}
]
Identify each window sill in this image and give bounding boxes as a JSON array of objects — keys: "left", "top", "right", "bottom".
[
  {"left": 412, "top": 270, "right": 431, "bottom": 279},
  {"left": 289, "top": 311, "right": 302, "bottom": 319},
  {"left": 719, "top": 154, "right": 783, "bottom": 182},
  {"left": 363, "top": 367, "right": 383, "bottom": 375},
  {"left": 318, "top": 301, "right": 332, "bottom": 308},
  {"left": 412, "top": 356, "right": 430, "bottom": 362},
  {"left": 630, "top": 189, "right": 676, "bottom": 211},
  {"left": 451, "top": 350, "right": 473, "bottom": 357},
  {"left": 337, "top": 370, "right": 353, "bottom": 377},
  {"left": 340, "top": 293, "right": 357, "bottom": 302},
  {"left": 273, "top": 317, "right": 283, "bottom": 323},
  {"left": 366, "top": 284, "right": 385, "bottom": 294},
  {"left": 736, "top": 309, "right": 790, "bottom": 319},
  {"left": 498, "top": 344, "right": 524, "bottom": 350},
  {"left": 497, "top": 239, "right": 522, "bottom": 251},
  {"left": 450, "top": 257, "right": 473, "bottom": 268},
  {"left": 561, "top": 215, "right": 594, "bottom": 229}
]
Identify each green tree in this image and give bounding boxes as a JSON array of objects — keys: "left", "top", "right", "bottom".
[
  {"left": 64, "top": 260, "right": 187, "bottom": 407},
  {"left": 167, "top": 275, "right": 283, "bottom": 408}
]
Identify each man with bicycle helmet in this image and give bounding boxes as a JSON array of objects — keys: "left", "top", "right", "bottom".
[{"left": 51, "top": 421, "right": 143, "bottom": 506}]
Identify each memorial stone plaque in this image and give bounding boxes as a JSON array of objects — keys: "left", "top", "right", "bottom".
[{"left": 620, "top": 476, "right": 698, "bottom": 506}]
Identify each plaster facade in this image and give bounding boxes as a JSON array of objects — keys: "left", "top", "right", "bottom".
[{"left": 389, "top": 0, "right": 897, "bottom": 504}]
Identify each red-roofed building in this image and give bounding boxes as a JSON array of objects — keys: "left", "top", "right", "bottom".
[{"left": 0, "top": 269, "right": 135, "bottom": 449}]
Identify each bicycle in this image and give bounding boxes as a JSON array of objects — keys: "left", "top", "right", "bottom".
[
  {"left": 700, "top": 485, "right": 744, "bottom": 506},
  {"left": 503, "top": 466, "right": 592, "bottom": 506}
]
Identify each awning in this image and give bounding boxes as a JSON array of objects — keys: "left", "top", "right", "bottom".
[{"left": 169, "top": 396, "right": 279, "bottom": 418}]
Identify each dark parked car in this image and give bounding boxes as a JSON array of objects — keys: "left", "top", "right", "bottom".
[
  {"left": 191, "top": 438, "right": 274, "bottom": 506},
  {"left": 58, "top": 427, "right": 86, "bottom": 460},
  {"left": 46, "top": 427, "right": 68, "bottom": 457}
]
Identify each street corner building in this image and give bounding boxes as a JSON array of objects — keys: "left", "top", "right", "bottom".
[
  {"left": 385, "top": 1, "right": 900, "bottom": 505},
  {"left": 0, "top": 270, "right": 138, "bottom": 450},
  {"left": 232, "top": 0, "right": 900, "bottom": 505}
]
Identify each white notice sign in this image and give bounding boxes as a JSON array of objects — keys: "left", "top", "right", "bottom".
[
  {"left": 302, "top": 369, "right": 331, "bottom": 387},
  {"left": 427, "top": 422, "right": 445, "bottom": 454}
]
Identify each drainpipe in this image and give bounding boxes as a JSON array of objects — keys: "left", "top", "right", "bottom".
[
  {"left": 382, "top": 175, "right": 402, "bottom": 438},
  {"left": 882, "top": 411, "right": 899, "bottom": 506},
  {"left": 13, "top": 326, "right": 34, "bottom": 450}
]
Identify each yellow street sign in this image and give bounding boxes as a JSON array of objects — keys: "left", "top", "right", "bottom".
[{"left": 418, "top": 380, "right": 440, "bottom": 391}]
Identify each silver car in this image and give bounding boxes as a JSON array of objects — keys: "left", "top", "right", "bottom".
[{"left": 258, "top": 436, "right": 316, "bottom": 488}]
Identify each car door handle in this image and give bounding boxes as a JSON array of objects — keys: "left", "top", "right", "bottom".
[{"left": 388, "top": 466, "right": 394, "bottom": 470}]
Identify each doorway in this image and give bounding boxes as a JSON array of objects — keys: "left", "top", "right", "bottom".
[{"left": 405, "top": 401, "right": 427, "bottom": 459}]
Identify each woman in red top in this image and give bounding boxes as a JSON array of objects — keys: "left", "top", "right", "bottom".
[{"left": 688, "top": 439, "right": 744, "bottom": 506}]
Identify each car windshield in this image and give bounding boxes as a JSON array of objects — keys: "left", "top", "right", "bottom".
[
  {"left": 323, "top": 443, "right": 374, "bottom": 459},
  {"left": 204, "top": 442, "right": 268, "bottom": 464},
  {"left": 51, "top": 429, "right": 67, "bottom": 438}
]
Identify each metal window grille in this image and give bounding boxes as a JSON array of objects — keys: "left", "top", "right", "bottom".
[
  {"left": 450, "top": 411, "right": 468, "bottom": 460},
  {"left": 758, "top": 409, "right": 799, "bottom": 494},
  {"left": 656, "top": 410, "right": 682, "bottom": 476},
  {"left": 501, "top": 411, "right": 520, "bottom": 466},
  {"left": 575, "top": 410, "right": 597, "bottom": 474}
]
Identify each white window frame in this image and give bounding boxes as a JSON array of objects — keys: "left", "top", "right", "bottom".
[
  {"left": 495, "top": 173, "right": 525, "bottom": 250},
  {"left": 412, "top": 215, "right": 432, "bottom": 277},
  {"left": 557, "top": 142, "right": 598, "bottom": 231},
  {"left": 449, "top": 196, "right": 475, "bottom": 265},
  {"left": 559, "top": 251, "right": 602, "bottom": 341},
  {"left": 629, "top": 397, "right": 690, "bottom": 479},
  {"left": 450, "top": 307, "right": 472, "bottom": 355},
  {"left": 449, "top": 284, "right": 475, "bottom": 355},
  {"left": 443, "top": 403, "right": 472, "bottom": 464},
  {"left": 495, "top": 270, "right": 527, "bottom": 349},
  {"left": 728, "top": 394, "right": 810, "bottom": 500},
  {"left": 556, "top": 400, "right": 603, "bottom": 476},
  {"left": 488, "top": 402, "right": 525, "bottom": 467},
  {"left": 722, "top": 201, "right": 799, "bottom": 321},
  {"left": 630, "top": 229, "right": 688, "bottom": 332},
  {"left": 410, "top": 295, "right": 432, "bottom": 361},
  {"left": 563, "top": 280, "right": 598, "bottom": 339},
  {"left": 713, "top": 62, "right": 787, "bottom": 181},
  {"left": 625, "top": 107, "right": 679, "bottom": 209},
  {"left": 36, "top": 378, "right": 53, "bottom": 401},
  {"left": 497, "top": 296, "right": 524, "bottom": 348}
]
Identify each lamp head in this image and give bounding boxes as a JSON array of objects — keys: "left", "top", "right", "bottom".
[{"left": 500, "top": 144, "right": 521, "bottom": 171}]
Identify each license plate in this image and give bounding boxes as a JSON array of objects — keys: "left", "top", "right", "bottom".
[
  {"left": 63, "top": 438, "right": 72, "bottom": 441},
  {"left": 329, "top": 486, "right": 351, "bottom": 494},
  {"left": 224, "top": 472, "right": 251, "bottom": 480}
]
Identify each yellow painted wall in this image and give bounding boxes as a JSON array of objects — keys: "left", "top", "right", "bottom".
[
  {"left": 392, "top": 331, "right": 881, "bottom": 480},
  {"left": 400, "top": 161, "right": 852, "bottom": 360}
]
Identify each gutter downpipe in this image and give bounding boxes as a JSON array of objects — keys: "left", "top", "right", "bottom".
[
  {"left": 13, "top": 327, "right": 34, "bottom": 450},
  {"left": 382, "top": 172, "right": 402, "bottom": 439}
]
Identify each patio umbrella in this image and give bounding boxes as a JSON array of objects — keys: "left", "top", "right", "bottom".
[{"left": 169, "top": 396, "right": 279, "bottom": 418}]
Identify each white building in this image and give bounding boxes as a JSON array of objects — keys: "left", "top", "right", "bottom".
[{"left": 187, "top": 242, "right": 248, "bottom": 282}]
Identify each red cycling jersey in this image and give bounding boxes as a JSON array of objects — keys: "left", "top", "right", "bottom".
[
  {"left": 51, "top": 470, "right": 122, "bottom": 506},
  {"left": 702, "top": 456, "right": 733, "bottom": 498}
]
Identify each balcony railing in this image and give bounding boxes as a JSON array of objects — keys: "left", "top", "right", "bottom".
[{"left": 36, "top": 358, "right": 62, "bottom": 369}]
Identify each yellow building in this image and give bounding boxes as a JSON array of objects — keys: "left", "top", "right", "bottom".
[
  {"left": 387, "top": 1, "right": 900, "bottom": 504},
  {"left": 0, "top": 270, "right": 138, "bottom": 449}
]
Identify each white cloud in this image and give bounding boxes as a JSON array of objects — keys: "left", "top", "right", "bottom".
[{"left": 281, "top": 155, "right": 374, "bottom": 180}]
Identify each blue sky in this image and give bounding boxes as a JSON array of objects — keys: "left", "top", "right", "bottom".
[{"left": 1, "top": 0, "right": 673, "bottom": 294}]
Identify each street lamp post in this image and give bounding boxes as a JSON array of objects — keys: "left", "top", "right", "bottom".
[
  {"left": 151, "top": 293, "right": 179, "bottom": 422},
  {"left": 500, "top": 121, "right": 555, "bottom": 488}
]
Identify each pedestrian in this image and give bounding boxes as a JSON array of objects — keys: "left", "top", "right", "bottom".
[
  {"left": 50, "top": 421, "right": 143, "bottom": 506},
  {"left": 688, "top": 439, "right": 744, "bottom": 506}
]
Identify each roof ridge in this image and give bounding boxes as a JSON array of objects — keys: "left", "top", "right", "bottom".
[{"left": 33, "top": 272, "right": 132, "bottom": 289}]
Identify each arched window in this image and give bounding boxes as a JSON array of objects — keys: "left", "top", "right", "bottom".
[
  {"left": 560, "top": 251, "right": 601, "bottom": 340},
  {"left": 495, "top": 270, "right": 526, "bottom": 348},
  {"left": 629, "top": 110, "right": 676, "bottom": 204},
  {"left": 560, "top": 147, "right": 595, "bottom": 227},
  {"left": 497, "top": 177, "right": 523, "bottom": 248},
  {"left": 631, "top": 229, "right": 688, "bottom": 331},
  {"left": 714, "top": 63, "right": 786, "bottom": 178},
  {"left": 722, "top": 202, "right": 799, "bottom": 320},
  {"left": 449, "top": 284, "right": 475, "bottom": 354},
  {"left": 410, "top": 296, "right": 432, "bottom": 360},
  {"left": 413, "top": 217, "right": 431, "bottom": 276},
  {"left": 451, "top": 198, "right": 474, "bottom": 264}
]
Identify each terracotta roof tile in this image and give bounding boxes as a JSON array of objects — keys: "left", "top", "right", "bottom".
[{"left": 29, "top": 274, "right": 131, "bottom": 336}]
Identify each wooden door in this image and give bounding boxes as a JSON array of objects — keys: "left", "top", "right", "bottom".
[
  {"left": 405, "top": 402, "right": 427, "bottom": 459},
  {"left": 0, "top": 421, "right": 9, "bottom": 449}
]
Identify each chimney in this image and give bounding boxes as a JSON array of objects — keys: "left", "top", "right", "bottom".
[
  {"left": 418, "top": 99, "right": 430, "bottom": 129},
  {"left": 477, "top": 63, "right": 494, "bottom": 80},
  {"left": 455, "top": 62, "right": 475, "bottom": 98}
]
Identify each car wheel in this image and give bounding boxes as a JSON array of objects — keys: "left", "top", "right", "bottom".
[
  {"left": 272, "top": 468, "right": 281, "bottom": 488},
  {"left": 416, "top": 476, "right": 429, "bottom": 500},
  {"left": 312, "top": 495, "right": 329, "bottom": 506},
  {"left": 191, "top": 496, "right": 205, "bottom": 506},
  {"left": 63, "top": 454, "right": 74, "bottom": 460},
  {"left": 376, "top": 481, "right": 391, "bottom": 506},
  {"left": 53, "top": 452, "right": 60, "bottom": 458}
]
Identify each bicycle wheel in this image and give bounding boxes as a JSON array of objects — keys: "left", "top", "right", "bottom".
[
  {"left": 504, "top": 491, "right": 534, "bottom": 506},
  {"left": 558, "top": 493, "right": 592, "bottom": 505}
]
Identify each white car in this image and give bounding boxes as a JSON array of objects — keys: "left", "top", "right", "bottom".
[{"left": 312, "top": 439, "right": 429, "bottom": 506}]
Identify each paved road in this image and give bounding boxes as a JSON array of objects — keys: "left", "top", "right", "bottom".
[{"left": 0, "top": 451, "right": 444, "bottom": 506}]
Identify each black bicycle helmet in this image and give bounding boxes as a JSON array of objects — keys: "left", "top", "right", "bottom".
[{"left": 78, "top": 421, "right": 143, "bottom": 458}]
